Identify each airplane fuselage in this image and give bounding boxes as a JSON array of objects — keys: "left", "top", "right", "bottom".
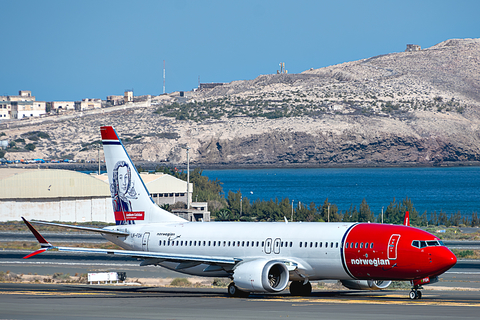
[{"left": 104, "top": 221, "right": 455, "bottom": 282}]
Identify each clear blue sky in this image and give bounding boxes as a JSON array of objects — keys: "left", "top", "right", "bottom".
[{"left": 1, "top": 0, "right": 478, "bottom": 102}]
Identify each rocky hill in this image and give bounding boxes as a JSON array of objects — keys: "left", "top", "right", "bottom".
[{"left": 2, "top": 38, "right": 480, "bottom": 168}]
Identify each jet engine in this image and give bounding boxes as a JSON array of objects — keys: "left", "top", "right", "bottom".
[
  {"left": 232, "top": 259, "right": 289, "bottom": 293},
  {"left": 340, "top": 280, "right": 392, "bottom": 290}
]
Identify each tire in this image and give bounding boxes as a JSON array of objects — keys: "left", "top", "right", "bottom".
[
  {"left": 409, "top": 290, "right": 416, "bottom": 300},
  {"left": 228, "top": 283, "right": 238, "bottom": 297},
  {"left": 227, "top": 283, "right": 249, "bottom": 298},
  {"left": 417, "top": 291, "right": 422, "bottom": 299}
]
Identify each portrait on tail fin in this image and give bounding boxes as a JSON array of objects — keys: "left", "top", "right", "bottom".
[{"left": 111, "top": 160, "right": 138, "bottom": 225}]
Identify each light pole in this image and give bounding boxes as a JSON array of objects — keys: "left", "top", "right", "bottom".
[
  {"left": 328, "top": 204, "right": 330, "bottom": 223},
  {"left": 186, "top": 146, "right": 191, "bottom": 210},
  {"left": 97, "top": 144, "right": 101, "bottom": 175},
  {"left": 240, "top": 195, "right": 242, "bottom": 217},
  {"left": 381, "top": 206, "right": 384, "bottom": 224},
  {"left": 291, "top": 200, "right": 294, "bottom": 222}
]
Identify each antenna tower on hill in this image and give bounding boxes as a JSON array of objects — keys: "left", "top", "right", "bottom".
[{"left": 163, "top": 60, "right": 166, "bottom": 94}]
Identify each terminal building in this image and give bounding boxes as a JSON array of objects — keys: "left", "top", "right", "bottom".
[{"left": 0, "top": 169, "right": 210, "bottom": 223}]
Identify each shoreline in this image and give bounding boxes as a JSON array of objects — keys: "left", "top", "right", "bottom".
[{"left": 3, "top": 160, "right": 480, "bottom": 172}]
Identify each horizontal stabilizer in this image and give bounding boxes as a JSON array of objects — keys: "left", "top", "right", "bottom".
[{"left": 30, "top": 220, "right": 129, "bottom": 236}]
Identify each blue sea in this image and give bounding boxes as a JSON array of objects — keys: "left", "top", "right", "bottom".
[{"left": 202, "top": 167, "right": 480, "bottom": 217}]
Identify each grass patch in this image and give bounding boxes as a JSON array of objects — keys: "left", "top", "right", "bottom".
[
  {"left": 170, "top": 278, "right": 192, "bottom": 287},
  {"left": 451, "top": 249, "right": 480, "bottom": 259}
]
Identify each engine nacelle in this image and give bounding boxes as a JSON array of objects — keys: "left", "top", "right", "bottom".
[
  {"left": 341, "top": 280, "right": 392, "bottom": 290},
  {"left": 232, "top": 259, "right": 289, "bottom": 293}
]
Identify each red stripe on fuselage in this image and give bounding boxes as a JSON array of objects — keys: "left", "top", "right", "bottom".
[
  {"left": 343, "top": 223, "right": 456, "bottom": 280},
  {"left": 100, "top": 126, "right": 118, "bottom": 141}
]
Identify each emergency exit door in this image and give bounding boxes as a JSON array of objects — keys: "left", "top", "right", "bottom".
[
  {"left": 387, "top": 234, "right": 401, "bottom": 260},
  {"left": 142, "top": 232, "right": 150, "bottom": 251}
]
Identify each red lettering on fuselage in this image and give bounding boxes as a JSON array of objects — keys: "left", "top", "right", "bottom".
[{"left": 343, "top": 224, "right": 456, "bottom": 280}]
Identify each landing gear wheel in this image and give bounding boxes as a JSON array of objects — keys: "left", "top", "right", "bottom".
[
  {"left": 409, "top": 289, "right": 422, "bottom": 300},
  {"left": 289, "top": 281, "right": 312, "bottom": 296},
  {"left": 409, "top": 290, "right": 416, "bottom": 300},
  {"left": 227, "top": 283, "right": 249, "bottom": 298}
]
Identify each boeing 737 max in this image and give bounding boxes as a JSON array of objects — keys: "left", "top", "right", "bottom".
[{"left": 22, "top": 126, "right": 457, "bottom": 300}]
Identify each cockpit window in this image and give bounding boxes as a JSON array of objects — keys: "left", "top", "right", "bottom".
[{"left": 412, "top": 240, "right": 442, "bottom": 248}]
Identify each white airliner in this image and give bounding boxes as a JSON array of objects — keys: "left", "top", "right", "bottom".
[{"left": 22, "top": 126, "right": 457, "bottom": 300}]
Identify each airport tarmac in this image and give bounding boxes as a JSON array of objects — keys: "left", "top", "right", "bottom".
[
  {"left": 0, "top": 250, "right": 480, "bottom": 319},
  {"left": 1, "top": 282, "right": 480, "bottom": 320}
]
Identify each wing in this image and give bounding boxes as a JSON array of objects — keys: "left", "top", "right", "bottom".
[{"left": 21, "top": 217, "right": 239, "bottom": 267}]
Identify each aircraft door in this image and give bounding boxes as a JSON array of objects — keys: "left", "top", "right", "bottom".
[
  {"left": 273, "top": 238, "right": 281, "bottom": 254},
  {"left": 387, "top": 234, "right": 400, "bottom": 260},
  {"left": 142, "top": 232, "right": 150, "bottom": 251},
  {"left": 264, "top": 238, "right": 272, "bottom": 254}
]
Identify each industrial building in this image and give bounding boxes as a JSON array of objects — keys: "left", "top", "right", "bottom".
[{"left": 0, "top": 169, "right": 210, "bottom": 223}]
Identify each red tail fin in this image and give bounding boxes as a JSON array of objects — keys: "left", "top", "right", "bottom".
[{"left": 404, "top": 211, "right": 410, "bottom": 226}]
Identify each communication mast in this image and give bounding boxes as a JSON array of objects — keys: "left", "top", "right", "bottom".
[
  {"left": 163, "top": 60, "right": 166, "bottom": 94},
  {"left": 277, "top": 62, "right": 287, "bottom": 74}
]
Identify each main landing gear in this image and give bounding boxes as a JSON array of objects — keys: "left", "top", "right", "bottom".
[
  {"left": 409, "top": 286, "right": 423, "bottom": 300},
  {"left": 289, "top": 281, "right": 312, "bottom": 296},
  {"left": 227, "top": 283, "right": 250, "bottom": 298}
]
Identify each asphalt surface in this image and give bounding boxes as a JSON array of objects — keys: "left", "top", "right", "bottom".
[
  {"left": 1, "top": 283, "right": 480, "bottom": 320},
  {"left": 1, "top": 234, "right": 480, "bottom": 319}
]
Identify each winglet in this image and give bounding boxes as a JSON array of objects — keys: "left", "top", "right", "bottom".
[
  {"left": 21, "top": 217, "right": 53, "bottom": 258},
  {"left": 403, "top": 211, "right": 410, "bottom": 226}
]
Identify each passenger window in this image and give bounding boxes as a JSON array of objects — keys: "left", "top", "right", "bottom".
[
  {"left": 257, "top": 241, "right": 260, "bottom": 247},
  {"left": 330, "top": 242, "right": 334, "bottom": 248},
  {"left": 370, "top": 242, "right": 374, "bottom": 249},
  {"left": 355, "top": 243, "right": 358, "bottom": 248},
  {"left": 237, "top": 241, "right": 240, "bottom": 247},
  {"left": 242, "top": 241, "right": 245, "bottom": 247},
  {"left": 208, "top": 241, "right": 211, "bottom": 246},
  {"left": 180, "top": 241, "right": 183, "bottom": 246},
  {"left": 345, "top": 243, "right": 348, "bottom": 249},
  {"left": 360, "top": 243, "right": 363, "bottom": 249},
  {"left": 223, "top": 241, "right": 226, "bottom": 246},
  {"left": 310, "top": 242, "right": 313, "bottom": 248},
  {"left": 261, "top": 241, "right": 264, "bottom": 247},
  {"left": 319, "top": 242, "right": 322, "bottom": 248},
  {"left": 336, "top": 243, "right": 338, "bottom": 248},
  {"left": 203, "top": 241, "right": 206, "bottom": 246},
  {"left": 315, "top": 242, "right": 318, "bottom": 248},
  {"left": 300, "top": 242, "right": 302, "bottom": 248}
]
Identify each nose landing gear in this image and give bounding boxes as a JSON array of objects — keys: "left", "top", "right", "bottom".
[{"left": 409, "top": 286, "right": 422, "bottom": 300}]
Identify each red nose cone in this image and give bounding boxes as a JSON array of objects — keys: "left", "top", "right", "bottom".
[{"left": 436, "top": 248, "right": 457, "bottom": 275}]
